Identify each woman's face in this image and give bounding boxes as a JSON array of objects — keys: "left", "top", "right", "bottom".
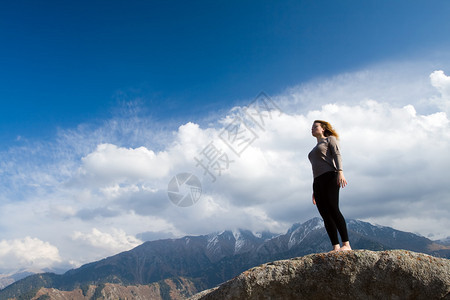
[{"left": 311, "top": 122, "right": 324, "bottom": 137}]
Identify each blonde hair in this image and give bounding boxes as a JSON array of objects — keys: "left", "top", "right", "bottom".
[{"left": 314, "top": 120, "right": 339, "bottom": 139}]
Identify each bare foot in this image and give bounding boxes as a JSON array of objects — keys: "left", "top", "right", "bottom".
[
  {"left": 338, "top": 246, "right": 352, "bottom": 251},
  {"left": 329, "top": 245, "right": 340, "bottom": 252},
  {"left": 338, "top": 242, "right": 352, "bottom": 251}
]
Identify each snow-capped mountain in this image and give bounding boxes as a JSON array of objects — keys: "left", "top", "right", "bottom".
[{"left": 1, "top": 218, "right": 448, "bottom": 299}]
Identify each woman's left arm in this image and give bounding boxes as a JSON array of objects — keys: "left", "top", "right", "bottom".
[
  {"left": 329, "top": 136, "right": 347, "bottom": 187},
  {"left": 337, "top": 170, "right": 347, "bottom": 188}
]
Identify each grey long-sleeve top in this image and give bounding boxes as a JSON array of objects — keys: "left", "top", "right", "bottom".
[{"left": 308, "top": 135, "right": 343, "bottom": 178}]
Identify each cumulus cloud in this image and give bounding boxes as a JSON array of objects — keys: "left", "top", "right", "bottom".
[
  {"left": 430, "top": 70, "right": 450, "bottom": 96},
  {"left": 0, "top": 237, "right": 61, "bottom": 273},
  {"left": 72, "top": 228, "right": 142, "bottom": 259},
  {"left": 430, "top": 70, "right": 450, "bottom": 114},
  {"left": 276, "top": 61, "right": 439, "bottom": 115},
  {"left": 182, "top": 97, "right": 450, "bottom": 237},
  {"left": 77, "top": 143, "right": 171, "bottom": 185}
]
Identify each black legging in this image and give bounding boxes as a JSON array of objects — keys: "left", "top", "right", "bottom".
[{"left": 313, "top": 171, "right": 349, "bottom": 245}]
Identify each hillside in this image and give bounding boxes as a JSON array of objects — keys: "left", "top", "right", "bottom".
[{"left": 32, "top": 277, "right": 200, "bottom": 300}]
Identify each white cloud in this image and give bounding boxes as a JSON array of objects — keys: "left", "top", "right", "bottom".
[
  {"left": 430, "top": 70, "right": 450, "bottom": 114},
  {"left": 0, "top": 237, "right": 61, "bottom": 273},
  {"left": 277, "top": 62, "right": 438, "bottom": 115},
  {"left": 430, "top": 70, "right": 450, "bottom": 96},
  {"left": 78, "top": 143, "right": 171, "bottom": 186},
  {"left": 72, "top": 228, "right": 142, "bottom": 257}
]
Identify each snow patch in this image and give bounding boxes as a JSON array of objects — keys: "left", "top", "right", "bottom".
[
  {"left": 232, "top": 230, "right": 246, "bottom": 253},
  {"left": 232, "top": 230, "right": 241, "bottom": 241},
  {"left": 206, "top": 234, "right": 220, "bottom": 252},
  {"left": 288, "top": 219, "right": 324, "bottom": 249}
]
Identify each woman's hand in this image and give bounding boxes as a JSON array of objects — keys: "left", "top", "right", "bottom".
[
  {"left": 337, "top": 170, "right": 347, "bottom": 188},
  {"left": 312, "top": 193, "right": 316, "bottom": 205}
]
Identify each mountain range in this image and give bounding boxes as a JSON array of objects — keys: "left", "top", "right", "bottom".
[{"left": 1, "top": 217, "right": 449, "bottom": 299}]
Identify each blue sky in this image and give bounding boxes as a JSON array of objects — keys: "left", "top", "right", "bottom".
[
  {"left": 1, "top": 1, "right": 450, "bottom": 278},
  {"left": 2, "top": 0, "right": 450, "bottom": 142}
]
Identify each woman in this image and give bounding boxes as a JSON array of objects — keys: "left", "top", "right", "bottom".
[{"left": 308, "top": 120, "right": 352, "bottom": 252}]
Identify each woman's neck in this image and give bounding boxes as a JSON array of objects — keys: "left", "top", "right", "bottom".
[{"left": 316, "top": 135, "right": 326, "bottom": 143}]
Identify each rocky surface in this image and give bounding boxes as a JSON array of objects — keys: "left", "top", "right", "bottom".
[{"left": 191, "top": 250, "right": 450, "bottom": 300}]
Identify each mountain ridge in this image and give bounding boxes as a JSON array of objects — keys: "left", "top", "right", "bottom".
[{"left": 1, "top": 217, "right": 449, "bottom": 299}]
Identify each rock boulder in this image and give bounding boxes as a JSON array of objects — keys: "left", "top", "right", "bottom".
[{"left": 191, "top": 250, "right": 450, "bottom": 299}]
